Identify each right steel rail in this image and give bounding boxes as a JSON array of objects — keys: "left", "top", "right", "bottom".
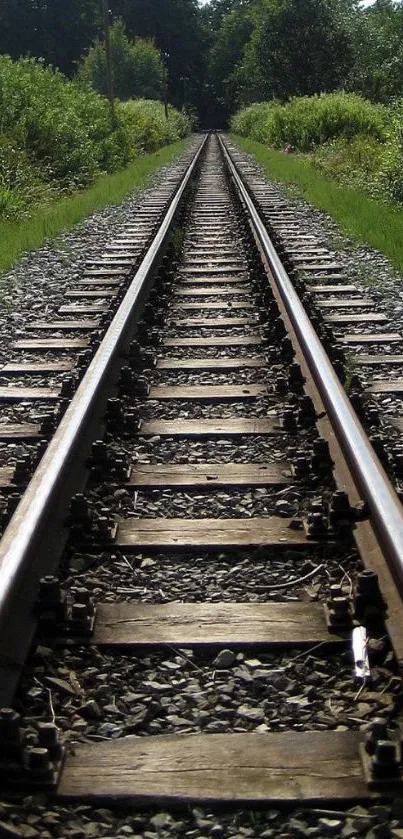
[{"left": 220, "top": 135, "right": 403, "bottom": 592}]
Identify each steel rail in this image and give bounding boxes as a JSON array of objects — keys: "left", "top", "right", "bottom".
[
  {"left": 0, "top": 135, "right": 207, "bottom": 698},
  {"left": 220, "top": 134, "right": 403, "bottom": 592}
]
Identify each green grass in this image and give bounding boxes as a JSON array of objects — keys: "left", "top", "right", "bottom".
[
  {"left": 0, "top": 139, "right": 189, "bottom": 275},
  {"left": 233, "top": 134, "right": 403, "bottom": 274}
]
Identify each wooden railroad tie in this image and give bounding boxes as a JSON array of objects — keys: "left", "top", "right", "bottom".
[
  {"left": 138, "top": 417, "right": 280, "bottom": 436},
  {"left": 57, "top": 731, "right": 375, "bottom": 804},
  {"left": 129, "top": 461, "right": 291, "bottom": 488},
  {"left": 156, "top": 357, "right": 265, "bottom": 370},
  {"left": 115, "top": 517, "right": 309, "bottom": 549},
  {"left": 148, "top": 384, "right": 268, "bottom": 400},
  {"left": 163, "top": 336, "right": 263, "bottom": 347}
]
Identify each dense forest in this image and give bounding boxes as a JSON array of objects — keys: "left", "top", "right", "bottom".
[{"left": 1, "top": 0, "right": 403, "bottom": 125}]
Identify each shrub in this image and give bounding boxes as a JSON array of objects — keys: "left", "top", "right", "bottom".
[
  {"left": 312, "top": 134, "right": 384, "bottom": 195},
  {"left": 378, "top": 100, "right": 403, "bottom": 202},
  {"left": 0, "top": 134, "right": 53, "bottom": 219},
  {"left": 0, "top": 54, "right": 192, "bottom": 221},
  {"left": 118, "top": 100, "right": 192, "bottom": 155},
  {"left": 0, "top": 55, "right": 129, "bottom": 188},
  {"left": 231, "top": 93, "right": 387, "bottom": 151},
  {"left": 231, "top": 102, "right": 278, "bottom": 144}
]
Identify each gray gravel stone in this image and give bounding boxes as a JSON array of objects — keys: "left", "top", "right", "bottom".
[{"left": 212, "top": 649, "right": 236, "bottom": 668}]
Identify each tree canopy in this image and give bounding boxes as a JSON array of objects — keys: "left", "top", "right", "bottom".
[
  {"left": 77, "top": 21, "right": 167, "bottom": 101},
  {"left": 235, "top": 0, "right": 353, "bottom": 104}
]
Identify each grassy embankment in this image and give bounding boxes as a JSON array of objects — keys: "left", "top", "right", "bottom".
[
  {"left": 0, "top": 139, "right": 189, "bottom": 275},
  {"left": 232, "top": 135, "right": 403, "bottom": 274}
]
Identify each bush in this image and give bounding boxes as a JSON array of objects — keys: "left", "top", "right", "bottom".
[
  {"left": 312, "top": 134, "right": 384, "bottom": 195},
  {"left": 231, "top": 93, "right": 387, "bottom": 151},
  {"left": 0, "top": 55, "right": 130, "bottom": 188},
  {"left": 0, "top": 134, "right": 53, "bottom": 218},
  {"left": 378, "top": 100, "right": 403, "bottom": 202},
  {"left": 118, "top": 100, "right": 192, "bottom": 155},
  {"left": 0, "top": 54, "right": 192, "bottom": 220},
  {"left": 231, "top": 102, "right": 279, "bottom": 144}
]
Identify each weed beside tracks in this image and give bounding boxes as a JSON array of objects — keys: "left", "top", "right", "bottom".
[
  {"left": 0, "top": 139, "right": 189, "bottom": 275},
  {"left": 232, "top": 135, "right": 403, "bottom": 274}
]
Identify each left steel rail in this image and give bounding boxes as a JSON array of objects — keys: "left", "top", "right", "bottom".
[{"left": 0, "top": 135, "right": 207, "bottom": 703}]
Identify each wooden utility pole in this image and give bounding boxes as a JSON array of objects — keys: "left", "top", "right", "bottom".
[{"left": 102, "top": 0, "right": 114, "bottom": 117}]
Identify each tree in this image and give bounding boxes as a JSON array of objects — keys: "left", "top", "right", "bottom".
[
  {"left": 77, "top": 21, "right": 167, "bottom": 101},
  {"left": 235, "top": 0, "right": 354, "bottom": 104},
  {"left": 208, "top": 5, "right": 254, "bottom": 120},
  {"left": 347, "top": 0, "right": 403, "bottom": 102},
  {"left": 111, "top": 0, "right": 208, "bottom": 110},
  {"left": 0, "top": 0, "right": 101, "bottom": 76},
  {"left": 201, "top": 0, "right": 247, "bottom": 32}
]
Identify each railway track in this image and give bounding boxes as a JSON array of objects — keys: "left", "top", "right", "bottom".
[{"left": 1, "top": 133, "right": 403, "bottom": 825}]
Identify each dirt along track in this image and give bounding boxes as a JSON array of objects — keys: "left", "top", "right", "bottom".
[{"left": 1, "top": 134, "right": 403, "bottom": 836}]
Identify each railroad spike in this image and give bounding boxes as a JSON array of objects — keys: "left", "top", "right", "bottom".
[
  {"left": 311, "top": 438, "right": 333, "bottom": 475},
  {"left": 332, "top": 359, "right": 345, "bottom": 381},
  {"left": 324, "top": 586, "right": 353, "bottom": 633},
  {"left": 275, "top": 374, "right": 288, "bottom": 395},
  {"left": 328, "top": 490, "right": 353, "bottom": 522},
  {"left": 370, "top": 433, "right": 388, "bottom": 463},
  {"left": 36, "top": 575, "right": 67, "bottom": 631},
  {"left": 372, "top": 741, "right": 400, "bottom": 778},
  {"left": 32, "top": 439, "right": 49, "bottom": 469},
  {"left": 69, "top": 493, "right": 91, "bottom": 527},
  {"left": 12, "top": 456, "right": 32, "bottom": 485},
  {"left": 279, "top": 335, "right": 294, "bottom": 361},
  {"left": 25, "top": 746, "right": 55, "bottom": 784},
  {"left": 60, "top": 375, "right": 77, "bottom": 399},
  {"left": 281, "top": 408, "right": 298, "bottom": 432},
  {"left": 105, "top": 401, "right": 141, "bottom": 437},
  {"left": 89, "top": 439, "right": 109, "bottom": 469},
  {"left": 136, "top": 322, "right": 161, "bottom": 345},
  {"left": 366, "top": 405, "right": 381, "bottom": 427},
  {"left": 354, "top": 569, "right": 385, "bottom": 624},
  {"left": 2, "top": 493, "right": 21, "bottom": 526},
  {"left": 37, "top": 722, "right": 63, "bottom": 762},
  {"left": 128, "top": 340, "right": 156, "bottom": 370},
  {"left": 349, "top": 389, "right": 363, "bottom": 413},
  {"left": 292, "top": 451, "right": 311, "bottom": 478},
  {"left": 361, "top": 718, "right": 403, "bottom": 788},
  {"left": 143, "top": 302, "right": 165, "bottom": 328},
  {"left": 119, "top": 368, "right": 150, "bottom": 398},
  {"left": 288, "top": 362, "right": 305, "bottom": 394},
  {"left": 76, "top": 349, "right": 93, "bottom": 371},
  {"left": 306, "top": 510, "right": 329, "bottom": 538},
  {"left": 68, "top": 586, "right": 95, "bottom": 636},
  {"left": 297, "top": 394, "right": 317, "bottom": 427},
  {"left": 273, "top": 315, "right": 287, "bottom": 340},
  {"left": 39, "top": 410, "right": 59, "bottom": 438},
  {"left": 55, "top": 397, "right": 70, "bottom": 422},
  {"left": 105, "top": 396, "right": 123, "bottom": 424}
]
